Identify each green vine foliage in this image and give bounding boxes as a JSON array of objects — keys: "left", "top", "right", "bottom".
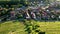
[{"left": 24, "top": 20, "right": 44, "bottom": 34}]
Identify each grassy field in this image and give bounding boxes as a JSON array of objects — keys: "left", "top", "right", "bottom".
[
  {"left": 0, "top": 21, "right": 60, "bottom": 34},
  {"left": 0, "top": 21, "right": 27, "bottom": 34},
  {"left": 36, "top": 21, "right": 60, "bottom": 34}
]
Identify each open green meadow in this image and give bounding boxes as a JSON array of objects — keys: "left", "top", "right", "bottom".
[
  {"left": 37, "top": 21, "right": 60, "bottom": 34},
  {"left": 0, "top": 21, "right": 60, "bottom": 34},
  {"left": 0, "top": 21, "right": 27, "bottom": 34}
]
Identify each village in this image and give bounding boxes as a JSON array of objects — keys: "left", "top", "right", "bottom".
[{"left": 0, "top": 1, "right": 60, "bottom": 22}]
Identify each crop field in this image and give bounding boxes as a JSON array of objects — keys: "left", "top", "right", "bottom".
[{"left": 0, "top": 21, "right": 60, "bottom": 34}]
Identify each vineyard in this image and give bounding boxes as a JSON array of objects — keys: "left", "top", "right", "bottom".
[{"left": 0, "top": 20, "right": 60, "bottom": 34}]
